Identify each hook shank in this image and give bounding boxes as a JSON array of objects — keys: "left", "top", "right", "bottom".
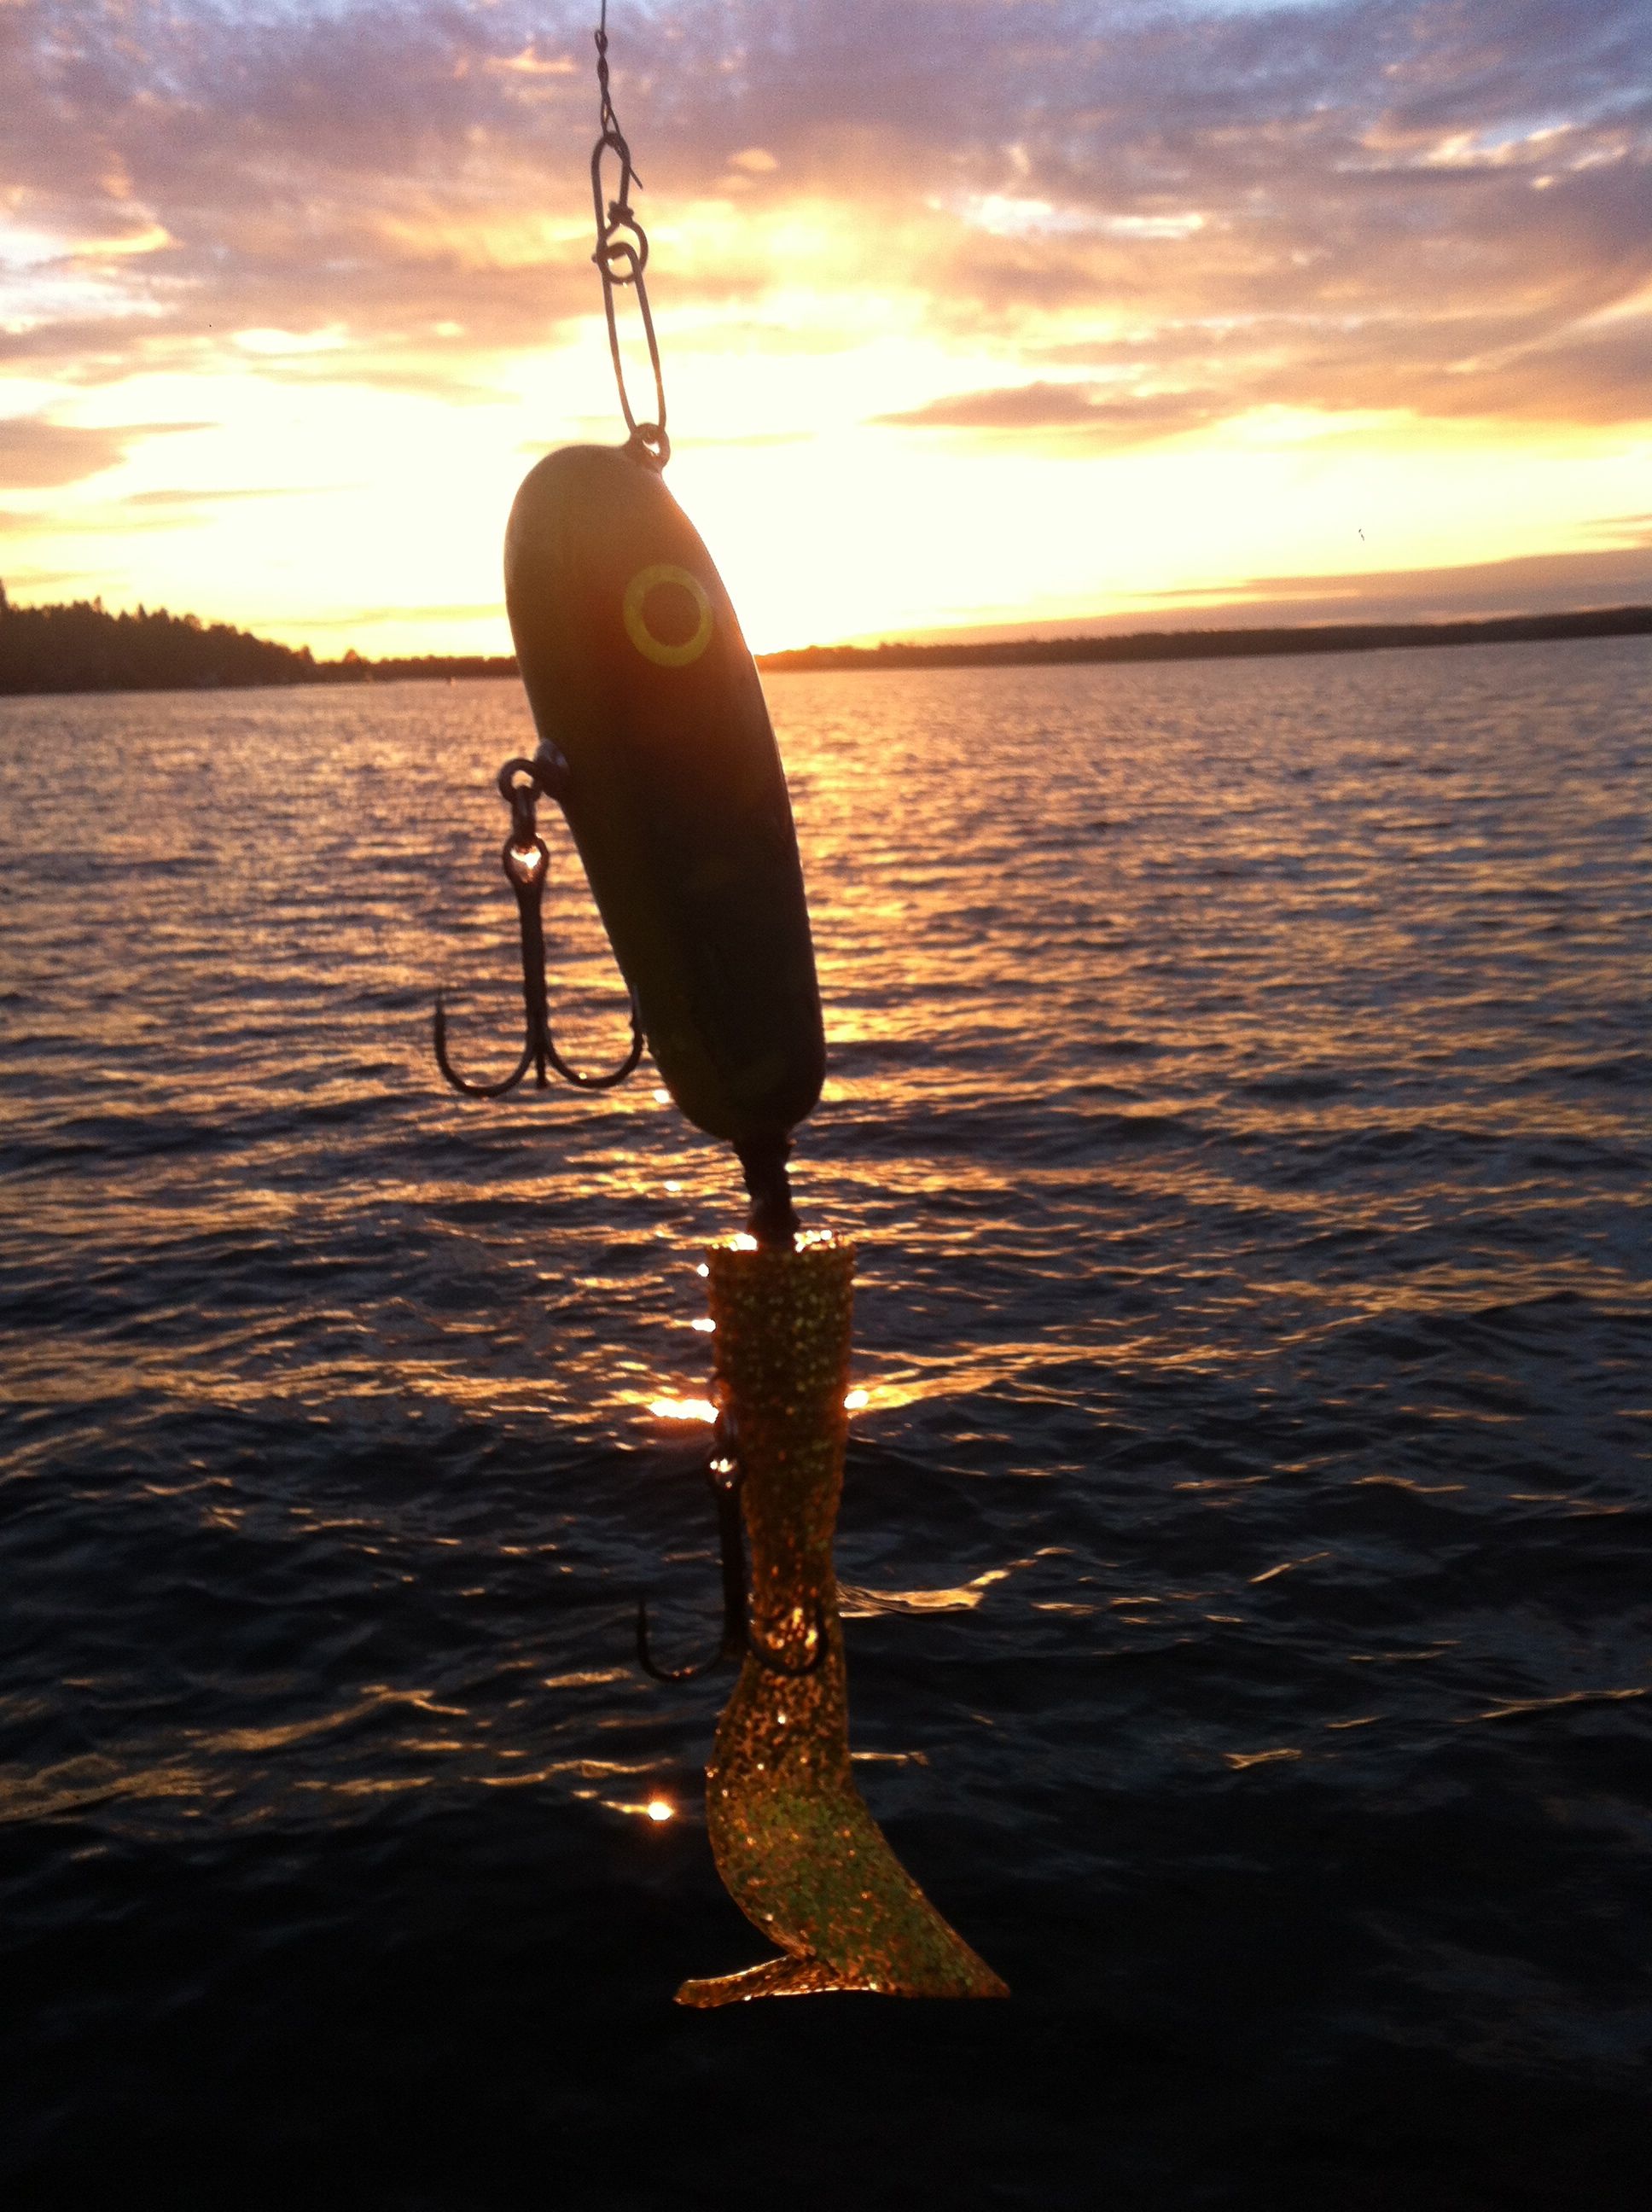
[{"left": 637, "top": 1412, "right": 827, "bottom": 1685}]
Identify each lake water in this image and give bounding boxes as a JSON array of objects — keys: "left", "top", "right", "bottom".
[{"left": 3, "top": 639, "right": 1649, "bottom": 2205}]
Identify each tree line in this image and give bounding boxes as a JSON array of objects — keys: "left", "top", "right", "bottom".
[
  {"left": 4, "top": 578, "right": 1647, "bottom": 696},
  {"left": 759, "top": 604, "right": 1652, "bottom": 672},
  {"left": 0, "top": 582, "right": 318, "bottom": 694},
  {"left": 0, "top": 584, "right": 516, "bottom": 695}
]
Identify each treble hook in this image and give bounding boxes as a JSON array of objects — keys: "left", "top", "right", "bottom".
[
  {"left": 433, "top": 754, "right": 645, "bottom": 1099},
  {"left": 637, "top": 1411, "right": 828, "bottom": 1683}
]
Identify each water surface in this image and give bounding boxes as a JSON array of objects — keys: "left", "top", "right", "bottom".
[{"left": 3, "top": 638, "right": 1649, "bottom": 2205}]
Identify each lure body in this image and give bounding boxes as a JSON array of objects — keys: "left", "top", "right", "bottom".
[{"left": 504, "top": 445, "right": 823, "bottom": 1150}]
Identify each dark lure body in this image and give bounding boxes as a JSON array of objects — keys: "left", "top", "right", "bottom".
[{"left": 504, "top": 444, "right": 824, "bottom": 1153}]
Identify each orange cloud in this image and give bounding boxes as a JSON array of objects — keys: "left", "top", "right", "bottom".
[{"left": 0, "top": 416, "right": 205, "bottom": 489}]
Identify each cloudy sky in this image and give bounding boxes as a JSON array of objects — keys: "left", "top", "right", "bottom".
[{"left": 3, "top": 0, "right": 1649, "bottom": 654}]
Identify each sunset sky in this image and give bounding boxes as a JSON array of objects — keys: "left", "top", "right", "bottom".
[{"left": 3, "top": 0, "right": 1649, "bottom": 656}]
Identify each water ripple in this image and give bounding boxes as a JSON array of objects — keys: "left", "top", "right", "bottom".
[{"left": 2, "top": 641, "right": 1649, "bottom": 2196}]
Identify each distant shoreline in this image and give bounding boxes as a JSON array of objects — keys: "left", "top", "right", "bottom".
[
  {"left": 0, "top": 587, "right": 1647, "bottom": 696},
  {"left": 757, "top": 604, "right": 1652, "bottom": 672}
]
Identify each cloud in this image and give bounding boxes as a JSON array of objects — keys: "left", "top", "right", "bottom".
[
  {"left": 3, "top": 1, "right": 605, "bottom": 393},
  {"left": 0, "top": 414, "right": 202, "bottom": 489},
  {"left": 1161, "top": 538, "right": 1652, "bottom": 626},
  {"left": 0, "top": 501, "right": 185, "bottom": 545},
  {"left": 878, "top": 379, "right": 1225, "bottom": 441},
  {"left": 2, "top": 1, "right": 1646, "bottom": 433},
  {"left": 913, "top": 537, "right": 1652, "bottom": 644},
  {"left": 1578, "top": 509, "right": 1652, "bottom": 542},
  {"left": 293, "top": 599, "right": 507, "bottom": 631},
  {"left": 123, "top": 483, "right": 317, "bottom": 507}
]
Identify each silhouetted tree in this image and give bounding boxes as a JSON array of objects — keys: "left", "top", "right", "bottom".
[{"left": 0, "top": 585, "right": 320, "bottom": 696}]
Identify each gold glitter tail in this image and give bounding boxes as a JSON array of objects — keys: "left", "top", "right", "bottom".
[{"left": 676, "top": 1238, "right": 1007, "bottom": 2007}]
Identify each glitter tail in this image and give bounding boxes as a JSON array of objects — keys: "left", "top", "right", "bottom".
[{"left": 677, "top": 1238, "right": 1007, "bottom": 2006}]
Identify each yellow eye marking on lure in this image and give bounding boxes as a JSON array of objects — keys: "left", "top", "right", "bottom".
[{"left": 623, "top": 562, "right": 713, "bottom": 667}]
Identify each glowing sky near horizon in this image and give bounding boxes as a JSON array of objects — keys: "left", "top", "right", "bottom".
[{"left": 2, "top": 0, "right": 1649, "bottom": 655}]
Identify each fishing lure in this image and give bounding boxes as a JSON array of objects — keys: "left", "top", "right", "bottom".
[{"left": 434, "top": 3, "right": 1004, "bottom": 2005}]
